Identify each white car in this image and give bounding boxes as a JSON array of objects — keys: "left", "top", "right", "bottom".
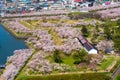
[
  {"left": 29, "top": 7, "right": 35, "bottom": 11},
  {"left": 80, "top": 2, "right": 91, "bottom": 7}
]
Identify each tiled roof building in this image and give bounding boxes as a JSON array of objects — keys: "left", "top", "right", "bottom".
[{"left": 77, "top": 35, "right": 98, "bottom": 54}]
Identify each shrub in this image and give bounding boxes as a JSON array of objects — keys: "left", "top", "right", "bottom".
[
  {"left": 53, "top": 50, "right": 63, "bottom": 63},
  {"left": 68, "top": 12, "right": 101, "bottom": 20}
]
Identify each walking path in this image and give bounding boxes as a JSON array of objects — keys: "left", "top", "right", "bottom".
[
  {"left": 111, "top": 65, "right": 120, "bottom": 80},
  {"left": 28, "top": 70, "right": 107, "bottom": 77}
]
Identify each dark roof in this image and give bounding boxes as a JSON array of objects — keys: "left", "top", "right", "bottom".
[
  {"left": 77, "top": 35, "right": 87, "bottom": 44},
  {"left": 77, "top": 35, "right": 95, "bottom": 51},
  {"left": 105, "top": 48, "right": 114, "bottom": 53},
  {"left": 83, "top": 42, "right": 94, "bottom": 51}
]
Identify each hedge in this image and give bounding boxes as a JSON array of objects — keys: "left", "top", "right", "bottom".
[
  {"left": 16, "top": 73, "right": 111, "bottom": 80},
  {"left": 68, "top": 12, "right": 101, "bottom": 20}
]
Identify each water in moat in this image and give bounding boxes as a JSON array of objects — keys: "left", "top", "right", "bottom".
[{"left": 0, "top": 24, "right": 26, "bottom": 65}]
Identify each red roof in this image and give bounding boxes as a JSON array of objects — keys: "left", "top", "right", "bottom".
[
  {"left": 74, "top": 0, "right": 83, "bottom": 2},
  {"left": 105, "top": 1, "right": 111, "bottom": 5}
]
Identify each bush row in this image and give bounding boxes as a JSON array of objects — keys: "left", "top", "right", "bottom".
[
  {"left": 68, "top": 12, "right": 101, "bottom": 20},
  {"left": 17, "top": 73, "right": 111, "bottom": 80}
]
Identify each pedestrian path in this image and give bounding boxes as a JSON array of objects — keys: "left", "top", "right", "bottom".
[{"left": 111, "top": 65, "right": 120, "bottom": 80}]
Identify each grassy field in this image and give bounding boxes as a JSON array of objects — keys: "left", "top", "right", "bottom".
[
  {"left": 62, "top": 56, "right": 75, "bottom": 66},
  {"left": 44, "top": 27, "right": 63, "bottom": 45},
  {"left": 115, "top": 74, "right": 120, "bottom": 80},
  {"left": 20, "top": 21, "right": 33, "bottom": 29},
  {"left": 16, "top": 73, "right": 111, "bottom": 80},
  {"left": 100, "top": 57, "right": 115, "bottom": 70},
  {"left": 21, "top": 20, "right": 63, "bottom": 45},
  {"left": 110, "top": 59, "right": 120, "bottom": 73},
  {"left": 0, "top": 69, "right": 3, "bottom": 76}
]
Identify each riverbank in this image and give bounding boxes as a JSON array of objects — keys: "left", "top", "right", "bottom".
[
  {"left": 0, "top": 21, "right": 31, "bottom": 78},
  {"left": 1, "top": 22, "right": 34, "bottom": 51},
  {"left": 0, "top": 24, "right": 27, "bottom": 65},
  {"left": 1, "top": 23, "right": 28, "bottom": 39},
  {"left": 2, "top": 21, "right": 36, "bottom": 50}
]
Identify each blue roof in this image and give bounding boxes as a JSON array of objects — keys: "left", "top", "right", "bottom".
[
  {"left": 7, "top": 7, "right": 16, "bottom": 11},
  {"left": 42, "top": 3, "right": 49, "bottom": 7},
  {"left": 105, "top": 48, "right": 114, "bottom": 53}
]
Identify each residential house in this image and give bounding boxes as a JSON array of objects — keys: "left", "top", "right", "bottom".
[{"left": 105, "top": 48, "right": 114, "bottom": 54}]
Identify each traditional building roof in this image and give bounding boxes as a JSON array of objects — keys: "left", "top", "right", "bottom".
[
  {"left": 84, "top": 42, "right": 94, "bottom": 51},
  {"left": 77, "top": 35, "right": 96, "bottom": 52}
]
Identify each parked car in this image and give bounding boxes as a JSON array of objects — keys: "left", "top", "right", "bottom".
[
  {"left": 6, "top": 6, "right": 17, "bottom": 13},
  {"left": 29, "top": 6, "right": 35, "bottom": 11}
]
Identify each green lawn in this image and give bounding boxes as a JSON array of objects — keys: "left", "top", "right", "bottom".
[
  {"left": 110, "top": 59, "right": 120, "bottom": 73},
  {"left": 48, "top": 19, "right": 60, "bottom": 24},
  {"left": 46, "top": 27, "right": 63, "bottom": 45},
  {"left": 21, "top": 20, "right": 63, "bottom": 45},
  {"left": 62, "top": 56, "right": 75, "bottom": 66},
  {"left": 0, "top": 69, "right": 3, "bottom": 76},
  {"left": 20, "top": 21, "right": 33, "bottom": 29},
  {"left": 16, "top": 73, "right": 111, "bottom": 80},
  {"left": 115, "top": 74, "right": 120, "bottom": 80},
  {"left": 100, "top": 57, "right": 114, "bottom": 70},
  {"left": 47, "top": 53, "right": 75, "bottom": 66}
]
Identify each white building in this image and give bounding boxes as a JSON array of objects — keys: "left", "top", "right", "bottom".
[{"left": 78, "top": 35, "right": 98, "bottom": 54}]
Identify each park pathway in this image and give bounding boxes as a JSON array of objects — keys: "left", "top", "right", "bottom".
[{"left": 111, "top": 65, "right": 120, "bottom": 80}]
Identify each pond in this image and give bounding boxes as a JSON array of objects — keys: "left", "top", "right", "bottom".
[{"left": 0, "top": 24, "right": 26, "bottom": 65}]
